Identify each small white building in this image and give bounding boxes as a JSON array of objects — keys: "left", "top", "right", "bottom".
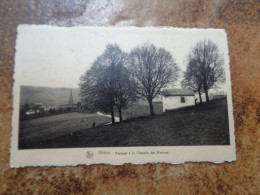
[
  {"left": 162, "top": 89, "right": 195, "bottom": 112},
  {"left": 25, "top": 109, "right": 36, "bottom": 115}
]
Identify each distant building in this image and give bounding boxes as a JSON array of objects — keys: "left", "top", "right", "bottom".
[
  {"left": 195, "top": 91, "right": 226, "bottom": 103},
  {"left": 25, "top": 109, "right": 36, "bottom": 115},
  {"left": 162, "top": 89, "right": 195, "bottom": 112},
  {"left": 68, "top": 89, "right": 73, "bottom": 105},
  {"left": 59, "top": 89, "right": 79, "bottom": 112},
  {"left": 212, "top": 91, "right": 226, "bottom": 99}
]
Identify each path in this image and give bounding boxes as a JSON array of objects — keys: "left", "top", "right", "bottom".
[{"left": 97, "top": 112, "right": 120, "bottom": 124}]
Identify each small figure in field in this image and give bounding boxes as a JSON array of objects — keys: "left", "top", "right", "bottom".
[
  {"left": 195, "top": 98, "right": 198, "bottom": 105},
  {"left": 92, "top": 121, "right": 96, "bottom": 128}
]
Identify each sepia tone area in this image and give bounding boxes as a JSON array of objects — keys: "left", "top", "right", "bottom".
[{"left": 0, "top": 0, "right": 259, "bottom": 194}]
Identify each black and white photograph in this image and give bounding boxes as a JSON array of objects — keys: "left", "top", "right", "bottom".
[{"left": 11, "top": 26, "right": 236, "bottom": 167}]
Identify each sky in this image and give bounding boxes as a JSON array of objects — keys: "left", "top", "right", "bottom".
[{"left": 14, "top": 25, "right": 230, "bottom": 92}]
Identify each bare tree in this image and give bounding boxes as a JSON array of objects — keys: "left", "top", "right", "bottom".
[
  {"left": 79, "top": 44, "right": 136, "bottom": 124},
  {"left": 181, "top": 58, "right": 204, "bottom": 103},
  {"left": 188, "top": 40, "right": 225, "bottom": 103},
  {"left": 130, "top": 43, "right": 180, "bottom": 115}
]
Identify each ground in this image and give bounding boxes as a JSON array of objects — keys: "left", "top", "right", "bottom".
[
  {"left": 19, "top": 113, "right": 111, "bottom": 148},
  {"left": 19, "top": 98, "right": 230, "bottom": 149},
  {"left": 120, "top": 102, "right": 163, "bottom": 120}
]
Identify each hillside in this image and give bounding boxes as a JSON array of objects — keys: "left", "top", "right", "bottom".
[
  {"left": 20, "top": 85, "right": 81, "bottom": 106},
  {"left": 21, "top": 98, "right": 230, "bottom": 149}
]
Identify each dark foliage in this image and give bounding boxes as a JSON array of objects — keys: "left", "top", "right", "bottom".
[{"left": 79, "top": 44, "right": 137, "bottom": 123}]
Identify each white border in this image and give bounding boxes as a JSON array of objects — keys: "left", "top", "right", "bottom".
[{"left": 10, "top": 26, "right": 236, "bottom": 167}]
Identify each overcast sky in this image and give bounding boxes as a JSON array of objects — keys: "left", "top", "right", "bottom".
[{"left": 14, "top": 25, "right": 230, "bottom": 92}]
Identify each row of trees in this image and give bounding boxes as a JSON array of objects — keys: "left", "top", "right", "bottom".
[
  {"left": 79, "top": 43, "right": 180, "bottom": 123},
  {"left": 79, "top": 40, "right": 225, "bottom": 124},
  {"left": 181, "top": 40, "right": 225, "bottom": 104}
]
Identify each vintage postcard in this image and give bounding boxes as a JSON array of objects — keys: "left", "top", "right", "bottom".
[{"left": 10, "top": 25, "right": 236, "bottom": 167}]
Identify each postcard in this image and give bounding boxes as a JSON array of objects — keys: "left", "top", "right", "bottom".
[{"left": 10, "top": 25, "right": 236, "bottom": 167}]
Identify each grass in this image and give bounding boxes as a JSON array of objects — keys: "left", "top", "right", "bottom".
[
  {"left": 19, "top": 98, "right": 230, "bottom": 149},
  {"left": 121, "top": 102, "right": 163, "bottom": 119},
  {"left": 19, "top": 113, "right": 111, "bottom": 149}
]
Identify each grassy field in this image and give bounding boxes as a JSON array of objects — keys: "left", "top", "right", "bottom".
[
  {"left": 121, "top": 102, "right": 163, "bottom": 119},
  {"left": 20, "top": 98, "right": 230, "bottom": 149},
  {"left": 19, "top": 113, "right": 111, "bottom": 149}
]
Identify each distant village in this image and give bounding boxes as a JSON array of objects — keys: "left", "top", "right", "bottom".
[{"left": 20, "top": 89, "right": 82, "bottom": 120}]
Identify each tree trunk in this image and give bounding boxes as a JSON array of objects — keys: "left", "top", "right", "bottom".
[
  {"left": 205, "top": 88, "right": 210, "bottom": 104},
  {"left": 111, "top": 108, "right": 115, "bottom": 124},
  {"left": 118, "top": 106, "right": 122, "bottom": 122},
  {"left": 148, "top": 98, "right": 155, "bottom": 116},
  {"left": 198, "top": 90, "right": 202, "bottom": 103}
]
